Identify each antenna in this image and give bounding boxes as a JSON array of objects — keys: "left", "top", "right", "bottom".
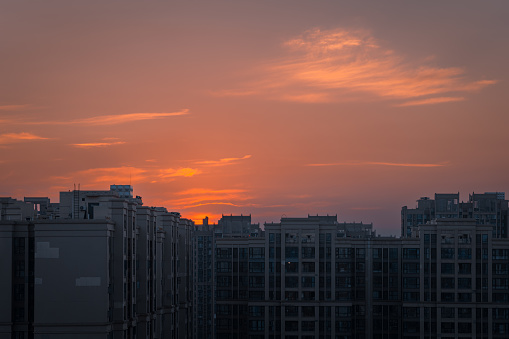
[{"left": 130, "top": 171, "right": 132, "bottom": 186}]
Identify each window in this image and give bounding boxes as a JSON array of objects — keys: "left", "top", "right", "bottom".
[
  {"left": 249, "top": 262, "right": 265, "bottom": 273},
  {"left": 336, "top": 248, "right": 352, "bottom": 259},
  {"left": 249, "top": 247, "right": 264, "bottom": 259},
  {"left": 302, "top": 306, "right": 315, "bottom": 317},
  {"left": 249, "top": 306, "right": 264, "bottom": 317},
  {"left": 494, "top": 263, "right": 509, "bottom": 275},
  {"left": 249, "top": 320, "right": 264, "bottom": 331},
  {"left": 335, "top": 277, "right": 351, "bottom": 288},
  {"left": 441, "top": 322, "right": 455, "bottom": 333},
  {"left": 441, "top": 248, "right": 454, "bottom": 259},
  {"left": 302, "top": 262, "right": 315, "bottom": 273},
  {"left": 285, "top": 262, "right": 298, "bottom": 273},
  {"left": 458, "top": 293, "right": 471, "bottom": 302},
  {"left": 285, "top": 321, "right": 298, "bottom": 331},
  {"left": 216, "top": 261, "right": 231, "bottom": 273},
  {"left": 441, "top": 277, "right": 454, "bottom": 289},
  {"left": 458, "top": 248, "right": 471, "bottom": 259},
  {"left": 493, "top": 249, "right": 509, "bottom": 259},
  {"left": 373, "top": 262, "right": 382, "bottom": 273},
  {"left": 458, "top": 263, "right": 471, "bottom": 274},
  {"left": 301, "top": 247, "right": 315, "bottom": 259},
  {"left": 403, "top": 277, "right": 419, "bottom": 289},
  {"left": 301, "top": 277, "right": 315, "bottom": 288},
  {"left": 458, "top": 278, "right": 471, "bottom": 289},
  {"left": 403, "top": 248, "right": 420, "bottom": 259},
  {"left": 458, "top": 308, "right": 472, "bottom": 318},
  {"left": 285, "top": 276, "right": 298, "bottom": 288},
  {"left": 301, "top": 291, "right": 315, "bottom": 300},
  {"left": 285, "top": 306, "right": 298, "bottom": 316},
  {"left": 403, "top": 307, "right": 420, "bottom": 318},
  {"left": 441, "top": 307, "right": 454, "bottom": 318},
  {"left": 441, "top": 293, "right": 454, "bottom": 302},
  {"left": 441, "top": 263, "right": 454, "bottom": 274},
  {"left": 493, "top": 278, "right": 509, "bottom": 290},
  {"left": 285, "top": 247, "right": 298, "bottom": 259},
  {"left": 458, "top": 322, "right": 471, "bottom": 333},
  {"left": 403, "top": 263, "right": 419, "bottom": 274},
  {"left": 336, "top": 262, "right": 351, "bottom": 273},
  {"left": 335, "top": 306, "right": 351, "bottom": 317},
  {"left": 249, "top": 276, "right": 265, "bottom": 288},
  {"left": 301, "top": 321, "right": 314, "bottom": 331}
]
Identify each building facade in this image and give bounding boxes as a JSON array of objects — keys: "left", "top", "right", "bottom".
[
  {"left": 0, "top": 186, "right": 194, "bottom": 339},
  {"left": 401, "top": 192, "right": 509, "bottom": 238},
  {"left": 202, "top": 215, "right": 509, "bottom": 339}
]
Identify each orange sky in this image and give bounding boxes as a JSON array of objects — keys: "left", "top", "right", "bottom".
[{"left": 1, "top": 1, "right": 508, "bottom": 235}]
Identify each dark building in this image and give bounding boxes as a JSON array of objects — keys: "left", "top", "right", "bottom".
[{"left": 401, "top": 192, "right": 509, "bottom": 238}]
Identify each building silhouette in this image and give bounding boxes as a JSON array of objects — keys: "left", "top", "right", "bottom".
[
  {"left": 401, "top": 192, "right": 508, "bottom": 238},
  {"left": 2, "top": 189, "right": 509, "bottom": 338},
  {"left": 0, "top": 186, "right": 193, "bottom": 339}
]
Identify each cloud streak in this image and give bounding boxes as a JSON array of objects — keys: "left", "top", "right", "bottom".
[
  {"left": 0, "top": 104, "right": 32, "bottom": 111},
  {"left": 2, "top": 110, "right": 189, "bottom": 126},
  {"left": 194, "top": 155, "right": 252, "bottom": 166},
  {"left": 165, "top": 188, "right": 252, "bottom": 209},
  {"left": 71, "top": 165, "right": 201, "bottom": 185},
  {"left": 218, "top": 28, "right": 495, "bottom": 105},
  {"left": 307, "top": 161, "right": 446, "bottom": 168},
  {"left": 0, "top": 132, "right": 49, "bottom": 145},
  {"left": 71, "top": 141, "right": 126, "bottom": 148},
  {"left": 396, "top": 96, "right": 465, "bottom": 107}
]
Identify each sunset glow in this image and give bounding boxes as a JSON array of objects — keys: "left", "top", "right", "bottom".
[{"left": 1, "top": 1, "right": 508, "bottom": 234}]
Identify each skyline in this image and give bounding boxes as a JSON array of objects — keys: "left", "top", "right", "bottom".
[{"left": 1, "top": 1, "right": 508, "bottom": 235}]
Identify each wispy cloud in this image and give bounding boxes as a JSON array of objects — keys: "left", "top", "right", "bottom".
[
  {"left": 307, "top": 161, "right": 446, "bottom": 168},
  {"left": 0, "top": 104, "right": 32, "bottom": 111},
  {"left": 158, "top": 168, "right": 201, "bottom": 179},
  {"left": 71, "top": 165, "right": 201, "bottom": 185},
  {"left": 217, "top": 28, "right": 495, "bottom": 105},
  {"left": 0, "top": 132, "right": 49, "bottom": 145},
  {"left": 194, "top": 155, "right": 252, "bottom": 166},
  {"left": 397, "top": 96, "right": 465, "bottom": 107},
  {"left": 71, "top": 141, "right": 126, "bottom": 148},
  {"left": 165, "top": 188, "right": 252, "bottom": 209},
  {"left": 74, "top": 166, "right": 149, "bottom": 184},
  {"left": 3, "top": 110, "right": 189, "bottom": 126}
]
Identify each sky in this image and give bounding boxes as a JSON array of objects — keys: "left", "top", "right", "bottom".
[{"left": 1, "top": 1, "right": 508, "bottom": 235}]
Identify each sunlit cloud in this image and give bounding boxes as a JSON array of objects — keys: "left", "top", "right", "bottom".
[
  {"left": 0, "top": 132, "right": 49, "bottom": 145},
  {"left": 219, "top": 28, "right": 495, "bottom": 105},
  {"left": 397, "top": 96, "right": 465, "bottom": 107},
  {"left": 71, "top": 141, "right": 126, "bottom": 148},
  {"left": 3, "top": 110, "right": 189, "bottom": 126},
  {"left": 74, "top": 166, "right": 148, "bottom": 184},
  {"left": 68, "top": 165, "right": 201, "bottom": 185},
  {"left": 158, "top": 168, "right": 201, "bottom": 179},
  {"left": 307, "top": 161, "right": 446, "bottom": 168},
  {"left": 177, "top": 188, "right": 247, "bottom": 196},
  {"left": 165, "top": 188, "right": 252, "bottom": 209},
  {"left": 0, "top": 104, "right": 32, "bottom": 111},
  {"left": 195, "top": 155, "right": 252, "bottom": 166}
]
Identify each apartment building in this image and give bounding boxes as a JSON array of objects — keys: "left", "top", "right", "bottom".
[
  {"left": 202, "top": 214, "right": 509, "bottom": 339},
  {"left": 401, "top": 192, "right": 509, "bottom": 238},
  {"left": 0, "top": 186, "right": 194, "bottom": 339}
]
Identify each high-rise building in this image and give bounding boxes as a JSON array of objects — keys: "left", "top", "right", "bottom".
[
  {"left": 198, "top": 214, "right": 509, "bottom": 338},
  {"left": 0, "top": 186, "right": 194, "bottom": 339},
  {"left": 401, "top": 192, "right": 509, "bottom": 238}
]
